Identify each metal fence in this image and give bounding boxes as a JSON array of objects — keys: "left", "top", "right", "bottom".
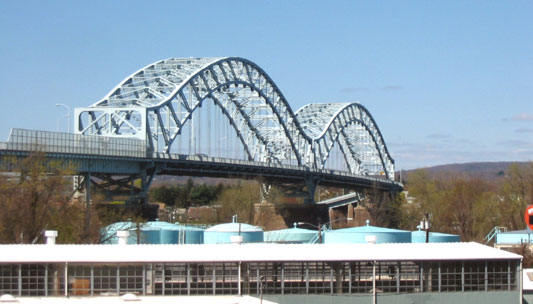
[{"left": 6, "top": 129, "right": 146, "bottom": 158}]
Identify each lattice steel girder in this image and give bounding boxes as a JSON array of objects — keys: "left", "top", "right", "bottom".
[
  {"left": 76, "top": 57, "right": 396, "bottom": 180},
  {"left": 74, "top": 107, "right": 147, "bottom": 140}
]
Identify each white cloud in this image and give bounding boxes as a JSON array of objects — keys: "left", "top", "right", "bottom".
[{"left": 512, "top": 113, "right": 533, "bottom": 121}]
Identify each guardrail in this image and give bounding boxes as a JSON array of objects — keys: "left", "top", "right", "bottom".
[
  {"left": 485, "top": 226, "right": 507, "bottom": 244},
  {"left": 1, "top": 129, "right": 401, "bottom": 186}
]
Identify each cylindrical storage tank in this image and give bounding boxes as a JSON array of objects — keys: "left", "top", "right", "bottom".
[
  {"left": 411, "top": 230, "right": 460, "bottom": 243},
  {"left": 178, "top": 226, "right": 204, "bottom": 244},
  {"left": 100, "top": 221, "right": 138, "bottom": 244},
  {"left": 160, "top": 229, "right": 179, "bottom": 244},
  {"left": 323, "top": 224, "right": 411, "bottom": 244},
  {"left": 204, "top": 223, "right": 263, "bottom": 244},
  {"left": 139, "top": 229, "right": 161, "bottom": 244},
  {"left": 139, "top": 221, "right": 180, "bottom": 244},
  {"left": 264, "top": 225, "right": 317, "bottom": 243}
]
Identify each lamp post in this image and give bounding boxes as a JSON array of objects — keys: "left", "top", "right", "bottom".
[
  {"left": 297, "top": 217, "right": 353, "bottom": 244},
  {"left": 55, "top": 103, "right": 71, "bottom": 133}
]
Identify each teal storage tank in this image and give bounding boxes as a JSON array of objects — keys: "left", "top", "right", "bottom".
[
  {"left": 204, "top": 222, "right": 263, "bottom": 244},
  {"left": 160, "top": 229, "right": 179, "bottom": 244},
  {"left": 323, "top": 222, "right": 411, "bottom": 244},
  {"left": 184, "top": 226, "right": 204, "bottom": 244},
  {"left": 176, "top": 225, "right": 205, "bottom": 244},
  {"left": 139, "top": 221, "right": 181, "bottom": 244},
  {"left": 101, "top": 220, "right": 188, "bottom": 244},
  {"left": 139, "top": 229, "right": 161, "bottom": 244},
  {"left": 264, "top": 224, "right": 317, "bottom": 243},
  {"left": 411, "top": 230, "right": 460, "bottom": 243}
]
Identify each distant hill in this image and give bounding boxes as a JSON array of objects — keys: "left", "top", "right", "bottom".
[{"left": 398, "top": 161, "right": 531, "bottom": 183}]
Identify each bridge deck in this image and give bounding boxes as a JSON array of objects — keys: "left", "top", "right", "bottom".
[{"left": 0, "top": 129, "right": 402, "bottom": 204}]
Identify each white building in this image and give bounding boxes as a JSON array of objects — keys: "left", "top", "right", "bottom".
[{"left": 0, "top": 241, "right": 523, "bottom": 304}]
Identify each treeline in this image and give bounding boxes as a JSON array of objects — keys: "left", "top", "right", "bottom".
[
  {"left": 0, "top": 153, "right": 150, "bottom": 244},
  {"left": 0, "top": 153, "right": 101, "bottom": 244},
  {"left": 149, "top": 179, "right": 224, "bottom": 208},
  {"left": 3, "top": 152, "right": 532, "bottom": 245},
  {"left": 399, "top": 163, "right": 533, "bottom": 242}
]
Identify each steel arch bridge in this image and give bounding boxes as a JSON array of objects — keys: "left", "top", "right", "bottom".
[{"left": 74, "top": 57, "right": 395, "bottom": 183}]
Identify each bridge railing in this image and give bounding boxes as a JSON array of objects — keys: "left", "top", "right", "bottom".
[
  {"left": 1, "top": 129, "right": 400, "bottom": 186},
  {"left": 6, "top": 128, "right": 146, "bottom": 158}
]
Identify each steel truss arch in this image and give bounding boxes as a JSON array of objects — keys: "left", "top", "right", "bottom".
[
  {"left": 295, "top": 103, "right": 395, "bottom": 179},
  {"left": 74, "top": 57, "right": 395, "bottom": 180},
  {"left": 78, "top": 57, "right": 310, "bottom": 165}
]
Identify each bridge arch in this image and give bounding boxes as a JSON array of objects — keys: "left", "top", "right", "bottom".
[
  {"left": 78, "top": 57, "right": 312, "bottom": 165},
  {"left": 75, "top": 57, "right": 395, "bottom": 180},
  {"left": 296, "top": 103, "right": 395, "bottom": 179}
]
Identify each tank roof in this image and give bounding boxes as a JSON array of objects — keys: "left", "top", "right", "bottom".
[
  {"left": 412, "top": 230, "right": 459, "bottom": 237},
  {"left": 270, "top": 227, "right": 316, "bottom": 234},
  {"left": 176, "top": 225, "right": 204, "bottom": 231},
  {"left": 141, "top": 221, "right": 179, "bottom": 230},
  {"left": 206, "top": 222, "right": 263, "bottom": 232},
  {"left": 334, "top": 225, "right": 409, "bottom": 233}
]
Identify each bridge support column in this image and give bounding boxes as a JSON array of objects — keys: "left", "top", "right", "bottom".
[
  {"left": 137, "top": 166, "right": 158, "bottom": 205},
  {"left": 303, "top": 177, "right": 319, "bottom": 205},
  {"left": 139, "top": 168, "right": 148, "bottom": 205},
  {"left": 347, "top": 203, "right": 355, "bottom": 224},
  {"left": 328, "top": 208, "right": 335, "bottom": 223},
  {"left": 83, "top": 171, "right": 92, "bottom": 242}
]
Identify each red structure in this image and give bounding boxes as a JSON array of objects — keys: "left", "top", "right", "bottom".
[{"left": 525, "top": 205, "right": 533, "bottom": 230}]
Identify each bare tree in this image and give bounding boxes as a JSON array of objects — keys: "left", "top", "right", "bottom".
[
  {"left": 216, "top": 181, "right": 261, "bottom": 224},
  {"left": 498, "top": 163, "right": 533, "bottom": 230},
  {"left": 0, "top": 152, "right": 83, "bottom": 243}
]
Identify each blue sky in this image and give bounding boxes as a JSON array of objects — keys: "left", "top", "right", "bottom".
[{"left": 0, "top": 1, "right": 532, "bottom": 170}]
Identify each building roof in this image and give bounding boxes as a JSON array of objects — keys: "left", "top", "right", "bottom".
[{"left": 0, "top": 242, "right": 520, "bottom": 264}]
